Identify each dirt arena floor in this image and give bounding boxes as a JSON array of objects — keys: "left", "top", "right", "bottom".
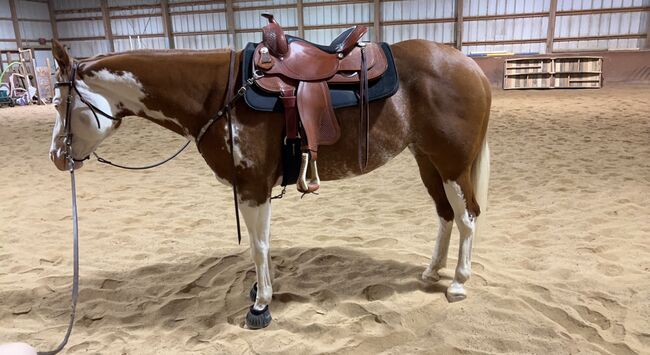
[{"left": 0, "top": 85, "right": 648, "bottom": 354}]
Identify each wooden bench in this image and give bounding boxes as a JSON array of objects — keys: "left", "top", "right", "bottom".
[{"left": 254, "top": 14, "right": 389, "bottom": 193}]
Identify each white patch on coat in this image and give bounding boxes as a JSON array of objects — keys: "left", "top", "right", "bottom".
[
  {"left": 83, "top": 69, "right": 183, "bottom": 130},
  {"left": 214, "top": 172, "right": 231, "bottom": 187},
  {"left": 223, "top": 121, "right": 253, "bottom": 169},
  {"left": 50, "top": 80, "right": 116, "bottom": 162}
]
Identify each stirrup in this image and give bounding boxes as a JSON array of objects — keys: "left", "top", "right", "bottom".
[{"left": 297, "top": 152, "right": 320, "bottom": 193}]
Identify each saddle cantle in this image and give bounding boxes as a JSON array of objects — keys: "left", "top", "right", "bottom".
[{"left": 245, "top": 14, "right": 399, "bottom": 193}]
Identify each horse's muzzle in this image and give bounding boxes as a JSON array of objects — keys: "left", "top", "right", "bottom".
[{"left": 50, "top": 149, "right": 83, "bottom": 171}]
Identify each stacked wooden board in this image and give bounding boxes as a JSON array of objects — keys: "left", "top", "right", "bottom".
[{"left": 504, "top": 56, "right": 602, "bottom": 89}]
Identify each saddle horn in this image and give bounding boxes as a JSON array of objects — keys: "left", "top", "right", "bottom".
[
  {"left": 260, "top": 14, "right": 288, "bottom": 56},
  {"left": 261, "top": 13, "right": 277, "bottom": 24}
]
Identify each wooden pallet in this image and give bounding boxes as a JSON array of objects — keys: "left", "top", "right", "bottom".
[{"left": 504, "top": 56, "right": 602, "bottom": 89}]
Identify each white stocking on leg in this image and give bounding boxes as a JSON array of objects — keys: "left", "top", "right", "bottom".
[
  {"left": 239, "top": 199, "right": 273, "bottom": 311},
  {"left": 443, "top": 181, "right": 476, "bottom": 302},
  {"left": 422, "top": 217, "right": 453, "bottom": 282}
]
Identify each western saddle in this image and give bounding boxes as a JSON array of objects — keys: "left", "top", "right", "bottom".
[{"left": 254, "top": 14, "right": 388, "bottom": 193}]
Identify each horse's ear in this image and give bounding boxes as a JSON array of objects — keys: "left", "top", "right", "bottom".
[{"left": 52, "top": 39, "right": 72, "bottom": 71}]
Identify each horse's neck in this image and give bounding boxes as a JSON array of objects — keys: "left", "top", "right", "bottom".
[{"left": 80, "top": 51, "right": 232, "bottom": 138}]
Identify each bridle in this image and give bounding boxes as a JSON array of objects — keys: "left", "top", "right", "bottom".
[
  {"left": 36, "top": 50, "right": 254, "bottom": 354},
  {"left": 54, "top": 62, "right": 121, "bottom": 163},
  {"left": 54, "top": 62, "right": 193, "bottom": 168}
]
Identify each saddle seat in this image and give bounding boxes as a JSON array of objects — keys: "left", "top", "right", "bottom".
[{"left": 256, "top": 14, "right": 390, "bottom": 193}]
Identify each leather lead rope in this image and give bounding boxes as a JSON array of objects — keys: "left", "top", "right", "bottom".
[
  {"left": 38, "top": 63, "right": 81, "bottom": 355},
  {"left": 224, "top": 50, "right": 243, "bottom": 245}
]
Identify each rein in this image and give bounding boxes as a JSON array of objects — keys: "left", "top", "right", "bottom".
[
  {"left": 195, "top": 50, "right": 258, "bottom": 245},
  {"left": 36, "top": 63, "right": 82, "bottom": 355},
  {"left": 36, "top": 51, "right": 253, "bottom": 354}
]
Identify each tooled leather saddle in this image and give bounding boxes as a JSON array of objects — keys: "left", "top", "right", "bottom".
[{"left": 249, "top": 14, "right": 397, "bottom": 193}]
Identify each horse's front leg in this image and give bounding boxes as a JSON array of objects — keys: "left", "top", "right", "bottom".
[{"left": 239, "top": 198, "right": 273, "bottom": 329}]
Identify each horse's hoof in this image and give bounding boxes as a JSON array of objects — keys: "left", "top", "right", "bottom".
[
  {"left": 446, "top": 282, "right": 467, "bottom": 303},
  {"left": 421, "top": 268, "right": 440, "bottom": 282},
  {"left": 246, "top": 305, "right": 272, "bottom": 329},
  {"left": 249, "top": 282, "right": 257, "bottom": 302}
]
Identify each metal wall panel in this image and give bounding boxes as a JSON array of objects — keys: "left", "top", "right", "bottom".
[
  {"left": 111, "top": 17, "right": 163, "bottom": 36},
  {"left": 381, "top": 23, "right": 451, "bottom": 43},
  {"left": 65, "top": 39, "right": 110, "bottom": 58},
  {"left": 381, "top": 0, "right": 453, "bottom": 46},
  {"left": 114, "top": 36, "right": 166, "bottom": 51},
  {"left": 303, "top": 3, "right": 371, "bottom": 25},
  {"left": 0, "top": 41, "right": 17, "bottom": 49},
  {"left": 462, "top": 0, "right": 552, "bottom": 54},
  {"left": 169, "top": 1, "right": 224, "bottom": 13},
  {"left": 53, "top": 0, "right": 100, "bottom": 10},
  {"left": 174, "top": 33, "right": 229, "bottom": 49},
  {"left": 40, "top": 0, "right": 649, "bottom": 55},
  {"left": 16, "top": 0, "right": 50, "bottom": 19},
  {"left": 57, "top": 20, "right": 105, "bottom": 38},
  {"left": 20, "top": 21, "right": 53, "bottom": 40},
  {"left": 382, "top": 0, "right": 454, "bottom": 21},
  {"left": 0, "top": 0, "right": 10, "bottom": 15},
  {"left": 556, "top": 9, "right": 647, "bottom": 50},
  {"left": 465, "top": 17, "right": 549, "bottom": 41},
  {"left": 237, "top": 0, "right": 296, "bottom": 6},
  {"left": 109, "top": 0, "right": 161, "bottom": 6},
  {"left": 236, "top": 7, "right": 296, "bottom": 29},
  {"left": 556, "top": 12, "right": 646, "bottom": 37},
  {"left": 172, "top": 12, "right": 227, "bottom": 32},
  {"left": 463, "top": 42, "right": 546, "bottom": 55},
  {"left": 464, "top": 0, "right": 550, "bottom": 16},
  {"left": 0, "top": 20, "right": 15, "bottom": 43},
  {"left": 557, "top": 0, "right": 646, "bottom": 11}
]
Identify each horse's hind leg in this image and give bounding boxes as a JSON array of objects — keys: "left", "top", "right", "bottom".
[
  {"left": 411, "top": 147, "right": 454, "bottom": 282},
  {"left": 442, "top": 171, "right": 480, "bottom": 302}
]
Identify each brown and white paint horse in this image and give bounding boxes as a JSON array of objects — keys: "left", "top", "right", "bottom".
[{"left": 49, "top": 39, "right": 490, "bottom": 327}]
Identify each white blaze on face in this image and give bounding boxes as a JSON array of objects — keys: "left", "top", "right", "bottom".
[{"left": 49, "top": 79, "right": 115, "bottom": 169}]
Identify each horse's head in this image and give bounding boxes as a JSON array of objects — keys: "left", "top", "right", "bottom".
[{"left": 49, "top": 40, "right": 120, "bottom": 171}]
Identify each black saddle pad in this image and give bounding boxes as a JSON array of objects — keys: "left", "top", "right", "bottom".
[{"left": 242, "top": 42, "right": 399, "bottom": 112}]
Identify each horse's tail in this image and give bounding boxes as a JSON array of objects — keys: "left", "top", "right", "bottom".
[{"left": 471, "top": 136, "right": 490, "bottom": 238}]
